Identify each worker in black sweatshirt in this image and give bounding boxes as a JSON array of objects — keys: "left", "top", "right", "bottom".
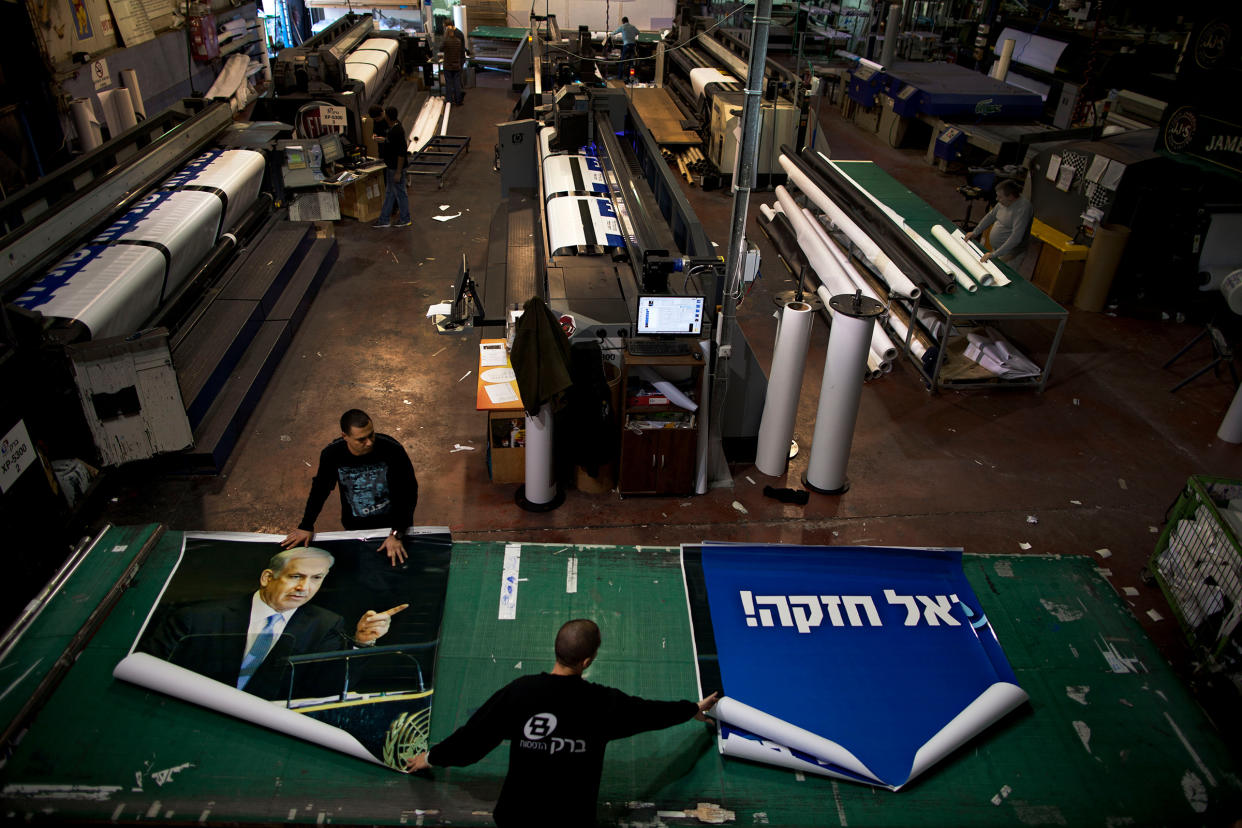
[
  {"left": 282, "top": 408, "right": 418, "bottom": 565},
  {"left": 407, "top": 618, "right": 719, "bottom": 826}
]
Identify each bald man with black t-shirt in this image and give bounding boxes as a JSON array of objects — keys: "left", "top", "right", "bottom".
[{"left": 408, "top": 619, "right": 718, "bottom": 826}]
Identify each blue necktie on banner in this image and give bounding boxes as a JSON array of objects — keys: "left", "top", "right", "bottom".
[{"left": 237, "top": 613, "right": 280, "bottom": 689}]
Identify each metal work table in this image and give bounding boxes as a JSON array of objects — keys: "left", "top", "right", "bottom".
[
  {"left": 835, "top": 161, "right": 1068, "bottom": 392},
  {"left": 3, "top": 526, "right": 1238, "bottom": 825}
]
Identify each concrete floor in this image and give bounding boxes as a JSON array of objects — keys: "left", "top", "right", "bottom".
[{"left": 96, "top": 71, "right": 1240, "bottom": 713}]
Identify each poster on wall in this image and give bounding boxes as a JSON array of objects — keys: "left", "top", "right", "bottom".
[
  {"left": 681, "top": 543, "right": 1028, "bottom": 789},
  {"left": 113, "top": 529, "right": 451, "bottom": 770}
]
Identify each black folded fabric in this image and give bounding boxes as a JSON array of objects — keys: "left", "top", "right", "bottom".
[{"left": 763, "top": 485, "right": 810, "bottom": 505}]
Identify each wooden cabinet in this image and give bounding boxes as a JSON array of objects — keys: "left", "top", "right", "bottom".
[{"left": 618, "top": 350, "right": 703, "bottom": 496}]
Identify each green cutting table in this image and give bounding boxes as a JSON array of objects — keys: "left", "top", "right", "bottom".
[
  {"left": 1, "top": 526, "right": 1238, "bottom": 825},
  {"left": 836, "top": 161, "right": 1068, "bottom": 391}
]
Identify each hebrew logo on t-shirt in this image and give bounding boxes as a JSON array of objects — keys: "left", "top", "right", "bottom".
[
  {"left": 523, "top": 713, "right": 557, "bottom": 740},
  {"left": 339, "top": 463, "right": 391, "bottom": 519}
]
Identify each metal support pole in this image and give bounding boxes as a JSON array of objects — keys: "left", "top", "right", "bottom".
[{"left": 709, "top": 0, "right": 773, "bottom": 482}]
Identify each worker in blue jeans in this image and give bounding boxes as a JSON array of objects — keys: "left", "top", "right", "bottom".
[
  {"left": 441, "top": 21, "right": 468, "bottom": 106},
  {"left": 612, "top": 17, "right": 639, "bottom": 80},
  {"left": 373, "top": 106, "right": 411, "bottom": 228}
]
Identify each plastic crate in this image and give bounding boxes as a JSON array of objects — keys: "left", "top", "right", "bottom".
[{"left": 1149, "top": 475, "right": 1242, "bottom": 661}]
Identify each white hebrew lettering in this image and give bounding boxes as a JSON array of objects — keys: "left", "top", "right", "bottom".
[
  {"left": 788, "top": 596, "right": 823, "bottom": 633},
  {"left": 917, "top": 595, "right": 960, "bottom": 626},
  {"left": 754, "top": 595, "right": 793, "bottom": 627},
  {"left": 885, "top": 589, "right": 921, "bottom": 626},
  {"left": 843, "top": 595, "right": 882, "bottom": 626}
]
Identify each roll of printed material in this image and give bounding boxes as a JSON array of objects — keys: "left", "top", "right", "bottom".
[
  {"left": 119, "top": 68, "right": 146, "bottom": 119},
  {"left": 542, "top": 155, "right": 608, "bottom": 199},
  {"left": 71, "top": 98, "right": 102, "bottom": 151},
  {"left": 714, "top": 696, "right": 878, "bottom": 782},
  {"left": 99, "top": 88, "right": 137, "bottom": 136},
  {"left": 114, "top": 654, "right": 380, "bottom": 766},
  {"left": 805, "top": 300, "right": 876, "bottom": 493},
  {"left": 524, "top": 403, "right": 556, "bottom": 504},
  {"left": 957, "top": 229, "right": 1010, "bottom": 285},
  {"left": 755, "top": 301, "right": 814, "bottom": 476},
  {"left": 158, "top": 148, "right": 266, "bottom": 232},
  {"left": 545, "top": 196, "right": 624, "bottom": 255}
]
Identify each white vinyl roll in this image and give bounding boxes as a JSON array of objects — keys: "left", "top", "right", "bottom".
[
  {"left": 779, "top": 188, "right": 896, "bottom": 363},
  {"left": 440, "top": 100, "right": 451, "bottom": 135},
  {"left": 689, "top": 67, "right": 736, "bottom": 98},
  {"left": 539, "top": 126, "right": 563, "bottom": 158},
  {"left": 714, "top": 697, "right": 878, "bottom": 783},
  {"left": 1219, "top": 269, "right": 1242, "bottom": 315},
  {"left": 931, "top": 224, "right": 994, "bottom": 286},
  {"left": 71, "top": 99, "right": 102, "bottom": 151},
  {"left": 346, "top": 62, "right": 380, "bottom": 100},
  {"left": 524, "top": 403, "right": 556, "bottom": 503},
  {"left": 452, "top": 4, "right": 468, "bottom": 40},
  {"left": 805, "top": 301, "right": 876, "bottom": 493},
  {"left": 755, "top": 301, "right": 814, "bottom": 476},
  {"left": 958, "top": 228, "right": 1011, "bottom": 285},
  {"left": 759, "top": 203, "right": 777, "bottom": 222},
  {"left": 119, "top": 69, "right": 146, "bottom": 119},
  {"left": 99, "top": 88, "right": 137, "bottom": 135},
  {"left": 1220, "top": 383, "right": 1242, "bottom": 444},
  {"left": 205, "top": 54, "right": 251, "bottom": 105},
  {"left": 779, "top": 155, "right": 921, "bottom": 299}
]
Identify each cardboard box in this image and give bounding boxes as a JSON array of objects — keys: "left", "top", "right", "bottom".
[
  {"left": 338, "top": 167, "right": 385, "bottom": 222},
  {"left": 488, "top": 415, "right": 525, "bottom": 484}
]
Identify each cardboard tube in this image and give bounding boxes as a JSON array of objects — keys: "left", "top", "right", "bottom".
[
  {"left": 755, "top": 301, "right": 814, "bottom": 476},
  {"left": 991, "top": 38, "right": 1016, "bottom": 81},
  {"left": 523, "top": 404, "right": 556, "bottom": 503},
  {"left": 1075, "top": 224, "right": 1131, "bottom": 312}
]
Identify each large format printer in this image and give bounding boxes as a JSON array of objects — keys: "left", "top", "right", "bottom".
[{"left": 255, "top": 13, "right": 410, "bottom": 144}]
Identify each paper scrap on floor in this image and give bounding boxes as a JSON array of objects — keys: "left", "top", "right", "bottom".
[{"left": 963, "top": 327, "right": 1041, "bottom": 379}]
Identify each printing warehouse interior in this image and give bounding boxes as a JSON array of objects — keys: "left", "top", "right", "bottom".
[{"left": 2, "top": 0, "right": 1242, "bottom": 823}]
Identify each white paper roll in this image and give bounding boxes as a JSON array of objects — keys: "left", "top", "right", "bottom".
[
  {"left": 70, "top": 98, "right": 102, "bottom": 151},
  {"left": 524, "top": 403, "right": 556, "bottom": 503},
  {"left": 932, "top": 224, "right": 993, "bottom": 284},
  {"left": 958, "top": 228, "right": 1011, "bottom": 285},
  {"left": 755, "top": 301, "right": 814, "bottom": 476},
  {"left": 690, "top": 67, "right": 736, "bottom": 98},
  {"left": 713, "top": 696, "right": 878, "bottom": 782},
  {"left": 779, "top": 155, "right": 921, "bottom": 299},
  {"left": 120, "top": 68, "right": 146, "bottom": 119},
  {"left": 1220, "top": 383, "right": 1242, "bottom": 444},
  {"left": 805, "top": 301, "right": 876, "bottom": 493},
  {"left": 99, "top": 88, "right": 137, "bottom": 136},
  {"left": 758, "top": 203, "right": 777, "bottom": 222},
  {"left": 1220, "top": 268, "right": 1242, "bottom": 315}
]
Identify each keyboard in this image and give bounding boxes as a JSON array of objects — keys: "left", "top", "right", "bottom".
[{"left": 628, "top": 339, "right": 693, "bottom": 356}]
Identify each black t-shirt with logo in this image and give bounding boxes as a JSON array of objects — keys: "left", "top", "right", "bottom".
[
  {"left": 427, "top": 672, "right": 698, "bottom": 826},
  {"left": 297, "top": 434, "right": 418, "bottom": 534}
]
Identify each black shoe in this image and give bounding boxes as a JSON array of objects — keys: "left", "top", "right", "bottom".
[
  {"left": 393, "top": 219, "right": 412, "bottom": 228},
  {"left": 372, "top": 220, "right": 391, "bottom": 228}
]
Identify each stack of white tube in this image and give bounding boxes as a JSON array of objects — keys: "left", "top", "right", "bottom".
[
  {"left": 775, "top": 185, "right": 899, "bottom": 376},
  {"left": 407, "top": 97, "right": 449, "bottom": 154}
]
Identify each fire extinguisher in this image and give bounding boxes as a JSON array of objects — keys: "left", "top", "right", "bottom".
[{"left": 189, "top": 3, "right": 220, "bottom": 62}]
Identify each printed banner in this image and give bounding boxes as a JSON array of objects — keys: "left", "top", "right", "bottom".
[
  {"left": 114, "top": 529, "right": 451, "bottom": 770},
  {"left": 681, "top": 543, "right": 1027, "bottom": 789}
]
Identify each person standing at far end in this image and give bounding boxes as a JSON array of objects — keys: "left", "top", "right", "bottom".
[{"left": 441, "top": 22, "right": 469, "bottom": 106}]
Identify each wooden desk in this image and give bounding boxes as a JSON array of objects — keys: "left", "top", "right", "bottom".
[
  {"left": 476, "top": 339, "right": 525, "bottom": 484},
  {"left": 1029, "top": 218, "right": 1089, "bottom": 305}
]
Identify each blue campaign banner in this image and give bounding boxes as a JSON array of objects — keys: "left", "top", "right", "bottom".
[{"left": 693, "top": 543, "right": 1026, "bottom": 788}]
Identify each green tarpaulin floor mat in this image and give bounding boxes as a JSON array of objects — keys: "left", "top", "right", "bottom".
[{"left": 0, "top": 533, "right": 1238, "bottom": 826}]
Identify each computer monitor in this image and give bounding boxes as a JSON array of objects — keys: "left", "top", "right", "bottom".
[
  {"left": 320, "top": 132, "right": 344, "bottom": 164},
  {"left": 635, "top": 294, "right": 705, "bottom": 337}
]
